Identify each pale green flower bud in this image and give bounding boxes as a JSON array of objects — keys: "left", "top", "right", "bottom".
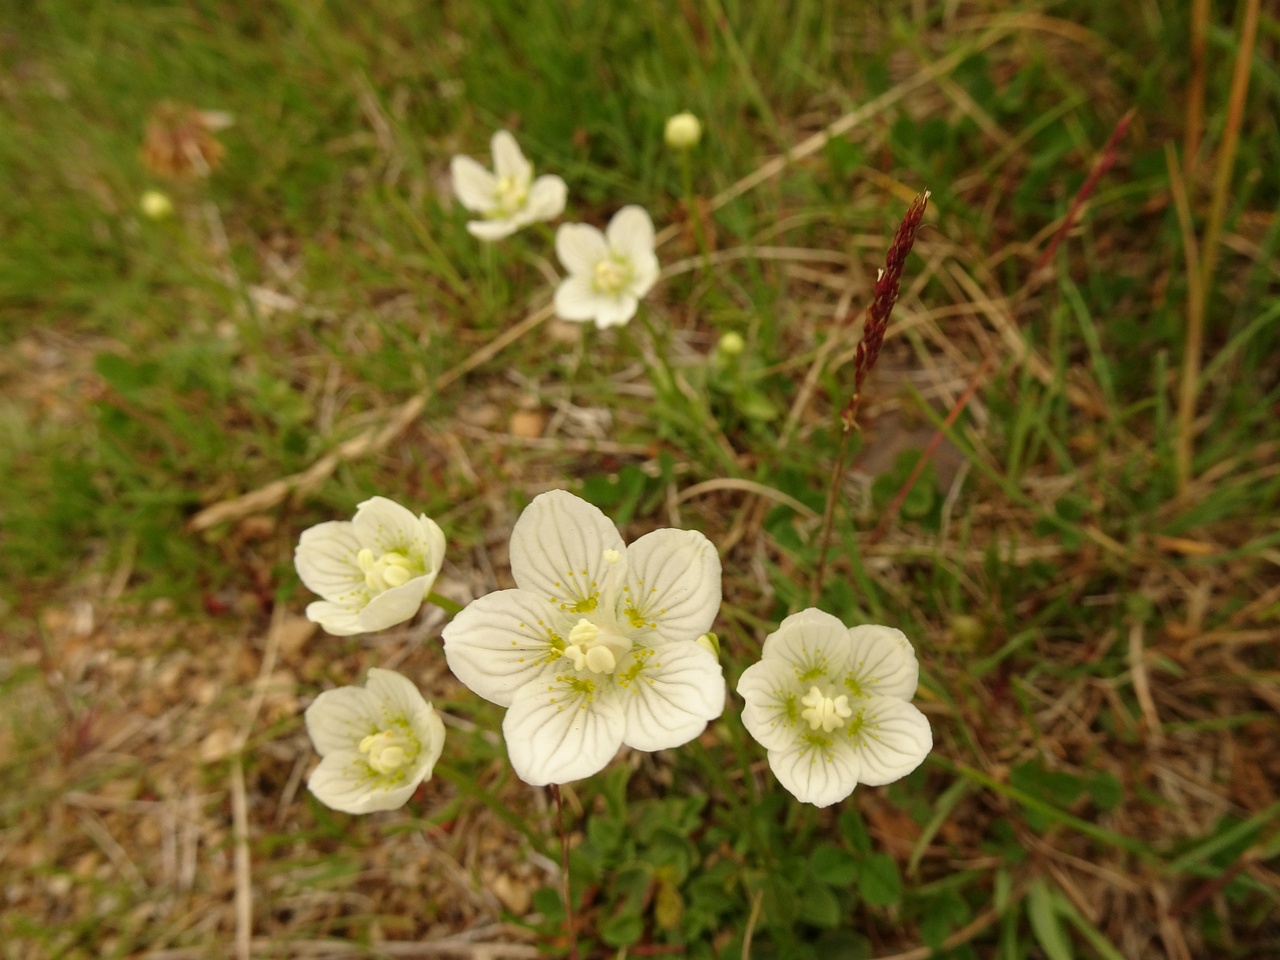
[
  {"left": 717, "top": 332, "right": 745, "bottom": 357},
  {"left": 695, "top": 632, "right": 720, "bottom": 660},
  {"left": 140, "top": 190, "right": 174, "bottom": 219},
  {"left": 665, "top": 111, "right": 702, "bottom": 149}
]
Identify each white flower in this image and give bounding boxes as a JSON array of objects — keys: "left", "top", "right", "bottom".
[
  {"left": 736, "top": 608, "right": 932, "bottom": 808},
  {"left": 664, "top": 111, "right": 702, "bottom": 149},
  {"left": 450, "top": 130, "right": 567, "bottom": 241},
  {"left": 442, "top": 490, "right": 724, "bottom": 785},
  {"left": 553, "top": 206, "right": 660, "bottom": 329},
  {"left": 304, "top": 668, "right": 446, "bottom": 814},
  {"left": 294, "top": 497, "right": 446, "bottom": 636}
]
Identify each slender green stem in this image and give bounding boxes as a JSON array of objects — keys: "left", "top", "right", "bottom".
[
  {"left": 482, "top": 241, "right": 497, "bottom": 310},
  {"left": 550, "top": 785, "right": 580, "bottom": 960},
  {"left": 680, "top": 149, "right": 710, "bottom": 269},
  {"left": 810, "top": 425, "right": 853, "bottom": 606},
  {"left": 427, "top": 592, "right": 464, "bottom": 618}
]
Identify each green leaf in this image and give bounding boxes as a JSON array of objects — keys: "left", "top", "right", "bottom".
[
  {"left": 799, "top": 881, "right": 842, "bottom": 928},
  {"left": 811, "top": 843, "right": 859, "bottom": 888},
  {"left": 531, "top": 886, "right": 563, "bottom": 923},
  {"left": 1086, "top": 772, "right": 1123, "bottom": 812},
  {"left": 858, "top": 853, "right": 902, "bottom": 907},
  {"left": 839, "top": 808, "right": 871, "bottom": 853},
  {"left": 1027, "top": 879, "right": 1074, "bottom": 960},
  {"left": 599, "top": 910, "right": 644, "bottom": 947},
  {"left": 586, "top": 814, "right": 625, "bottom": 858}
]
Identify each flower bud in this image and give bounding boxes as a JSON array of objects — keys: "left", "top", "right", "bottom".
[
  {"left": 695, "top": 632, "right": 720, "bottom": 660},
  {"left": 717, "top": 331, "right": 745, "bottom": 357},
  {"left": 664, "top": 111, "right": 702, "bottom": 149},
  {"left": 140, "top": 190, "right": 174, "bottom": 219}
]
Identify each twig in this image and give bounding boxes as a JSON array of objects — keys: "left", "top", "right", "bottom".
[
  {"left": 870, "top": 900, "right": 1014, "bottom": 960},
  {"left": 230, "top": 757, "right": 252, "bottom": 960}
]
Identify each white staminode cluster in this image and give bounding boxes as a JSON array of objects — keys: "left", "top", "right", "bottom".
[
  {"left": 442, "top": 490, "right": 725, "bottom": 785},
  {"left": 294, "top": 497, "right": 445, "bottom": 636},
  {"left": 737, "top": 608, "right": 932, "bottom": 808},
  {"left": 304, "top": 668, "right": 446, "bottom": 814},
  {"left": 450, "top": 130, "right": 567, "bottom": 241}
]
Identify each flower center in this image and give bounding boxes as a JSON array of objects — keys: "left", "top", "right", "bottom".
[
  {"left": 357, "top": 548, "right": 416, "bottom": 593},
  {"left": 358, "top": 729, "right": 414, "bottom": 775},
  {"left": 562, "top": 617, "right": 633, "bottom": 675},
  {"left": 800, "top": 686, "right": 853, "bottom": 733},
  {"left": 493, "top": 174, "right": 528, "bottom": 214},
  {"left": 593, "top": 258, "right": 633, "bottom": 295}
]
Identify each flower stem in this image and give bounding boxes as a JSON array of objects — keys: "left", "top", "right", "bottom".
[
  {"left": 810, "top": 190, "right": 928, "bottom": 606},
  {"left": 680, "top": 150, "right": 710, "bottom": 269},
  {"left": 426, "top": 592, "right": 464, "bottom": 618},
  {"left": 549, "top": 784, "right": 580, "bottom": 960}
]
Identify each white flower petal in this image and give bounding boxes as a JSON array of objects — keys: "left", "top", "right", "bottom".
[
  {"left": 846, "top": 696, "right": 931, "bottom": 786},
  {"left": 620, "top": 529, "right": 721, "bottom": 646},
  {"left": 421, "top": 516, "right": 447, "bottom": 579},
  {"left": 364, "top": 668, "right": 429, "bottom": 726},
  {"left": 355, "top": 573, "right": 432, "bottom": 632},
  {"left": 352, "top": 497, "right": 429, "bottom": 556},
  {"left": 759, "top": 608, "right": 854, "bottom": 685},
  {"left": 509, "top": 490, "right": 625, "bottom": 613},
  {"left": 554, "top": 276, "right": 612, "bottom": 322},
  {"left": 767, "top": 736, "right": 862, "bottom": 808},
  {"left": 592, "top": 294, "right": 639, "bottom": 329},
  {"left": 304, "top": 600, "right": 367, "bottom": 636},
  {"left": 605, "top": 205, "right": 656, "bottom": 264},
  {"left": 628, "top": 253, "right": 660, "bottom": 299},
  {"left": 415, "top": 707, "right": 447, "bottom": 778},
  {"left": 305, "top": 686, "right": 379, "bottom": 755},
  {"left": 503, "top": 673, "right": 625, "bottom": 785},
  {"left": 491, "top": 129, "right": 532, "bottom": 186},
  {"left": 450, "top": 155, "right": 498, "bottom": 212},
  {"left": 617, "top": 642, "right": 724, "bottom": 751},
  {"left": 294, "top": 521, "right": 366, "bottom": 604},
  {"left": 467, "top": 217, "right": 520, "bottom": 241},
  {"left": 308, "top": 750, "right": 418, "bottom": 815},
  {"left": 555, "top": 222, "right": 609, "bottom": 277},
  {"left": 844, "top": 624, "right": 919, "bottom": 701},
  {"left": 736, "top": 657, "right": 805, "bottom": 752},
  {"left": 525, "top": 175, "right": 567, "bottom": 222},
  {"left": 442, "top": 590, "right": 569, "bottom": 706}
]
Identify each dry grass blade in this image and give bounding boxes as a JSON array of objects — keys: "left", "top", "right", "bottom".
[
  {"left": 1184, "top": 0, "right": 1211, "bottom": 164},
  {"left": 1167, "top": 145, "right": 1204, "bottom": 495},
  {"left": 1177, "top": 0, "right": 1261, "bottom": 494}
]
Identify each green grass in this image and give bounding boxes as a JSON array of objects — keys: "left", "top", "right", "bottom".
[{"left": 2, "top": 1, "right": 1279, "bottom": 958}]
